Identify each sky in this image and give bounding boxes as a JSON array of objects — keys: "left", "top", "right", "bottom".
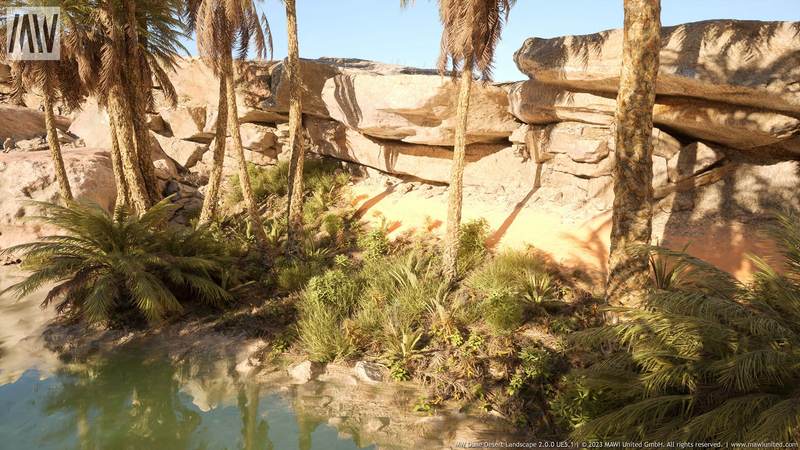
[{"left": 183, "top": 0, "right": 800, "bottom": 82}]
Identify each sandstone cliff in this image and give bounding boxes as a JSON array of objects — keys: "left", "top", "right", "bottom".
[{"left": 1, "top": 19, "right": 798, "bottom": 278}]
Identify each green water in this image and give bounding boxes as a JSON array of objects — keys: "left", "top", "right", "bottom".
[
  {"left": 0, "top": 268, "right": 373, "bottom": 450},
  {"left": 0, "top": 347, "right": 373, "bottom": 450}
]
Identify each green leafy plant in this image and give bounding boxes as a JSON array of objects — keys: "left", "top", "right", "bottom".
[
  {"left": 457, "top": 218, "right": 490, "bottom": 273},
  {"left": 647, "top": 244, "right": 694, "bottom": 290},
  {"left": 358, "top": 228, "right": 389, "bottom": 260},
  {"left": 297, "top": 269, "right": 361, "bottom": 362},
  {"left": 507, "top": 346, "right": 556, "bottom": 396},
  {"left": 0, "top": 200, "right": 232, "bottom": 326},
  {"left": 562, "top": 210, "right": 800, "bottom": 442},
  {"left": 481, "top": 289, "right": 525, "bottom": 334}
]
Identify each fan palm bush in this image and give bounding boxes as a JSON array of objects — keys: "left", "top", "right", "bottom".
[
  {"left": 557, "top": 211, "right": 800, "bottom": 442},
  {"left": 0, "top": 200, "right": 232, "bottom": 326}
]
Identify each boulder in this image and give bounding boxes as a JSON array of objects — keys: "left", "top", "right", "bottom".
[
  {"left": 68, "top": 101, "right": 112, "bottom": 148},
  {"left": 0, "top": 148, "right": 116, "bottom": 250},
  {"left": 508, "top": 80, "right": 800, "bottom": 154},
  {"left": 550, "top": 152, "right": 615, "bottom": 178},
  {"left": 321, "top": 71, "right": 518, "bottom": 146},
  {"left": 207, "top": 123, "right": 278, "bottom": 155},
  {"left": 153, "top": 134, "right": 208, "bottom": 168},
  {"left": 514, "top": 20, "right": 800, "bottom": 114},
  {"left": 531, "top": 122, "right": 610, "bottom": 163},
  {"left": 2, "top": 105, "right": 70, "bottom": 142},
  {"left": 156, "top": 58, "right": 286, "bottom": 124},
  {"left": 667, "top": 142, "right": 726, "bottom": 183},
  {"left": 306, "top": 118, "right": 535, "bottom": 188},
  {"left": 287, "top": 360, "right": 324, "bottom": 384},
  {"left": 160, "top": 106, "right": 211, "bottom": 142},
  {"left": 195, "top": 145, "right": 275, "bottom": 176},
  {"left": 147, "top": 113, "right": 167, "bottom": 133},
  {"left": 262, "top": 58, "right": 518, "bottom": 146},
  {"left": 353, "top": 361, "right": 385, "bottom": 384}
]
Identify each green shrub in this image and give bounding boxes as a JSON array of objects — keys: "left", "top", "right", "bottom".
[
  {"left": 481, "top": 288, "right": 525, "bottom": 334},
  {"left": 561, "top": 211, "right": 800, "bottom": 442},
  {"left": 228, "top": 161, "right": 290, "bottom": 204},
  {"left": 1, "top": 200, "right": 232, "bottom": 326},
  {"left": 274, "top": 259, "right": 325, "bottom": 294},
  {"left": 457, "top": 218, "right": 490, "bottom": 273},
  {"left": 358, "top": 228, "right": 390, "bottom": 260},
  {"left": 297, "top": 269, "right": 361, "bottom": 362},
  {"left": 507, "top": 346, "right": 557, "bottom": 396}
]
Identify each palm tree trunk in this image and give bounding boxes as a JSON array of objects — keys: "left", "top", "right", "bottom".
[
  {"left": 198, "top": 73, "right": 229, "bottom": 226},
  {"left": 606, "top": 0, "right": 661, "bottom": 307},
  {"left": 109, "top": 117, "right": 130, "bottom": 220},
  {"left": 224, "top": 55, "right": 267, "bottom": 245},
  {"left": 42, "top": 77, "right": 73, "bottom": 202},
  {"left": 442, "top": 61, "right": 473, "bottom": 281},
  {"left": 284, "top": 0, "right": 305, "bottom": 251},
  {"left": 102, "top": 0, "right": 150, "bottom": 216},
  {"left": 108, "top": 83, "right": 152, "bottom": 216},
  {"left": 122, "top": 0, "right": 160, "bottom": 204}
]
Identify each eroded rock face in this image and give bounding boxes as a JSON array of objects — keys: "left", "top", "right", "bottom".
[
  {"left": 514, "top": 20, "right": 800, "bottom": 115},
  {"left": 508, "top": 80, "right": 800, "bottom": 155},
  {"left": 305, "top": 118, "right": 534, "bottom": 188},
  {"left": 1, "top": 106, "right": 70, "bottom": 143},
  {"left": 0, "top": 148, "right": 116, "bottom": 251},
  {"left": 262, "top": 58, "right": 518, "bottom": 146}
]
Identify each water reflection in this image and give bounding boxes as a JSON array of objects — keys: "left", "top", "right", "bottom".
[{"left": 0, "top": 344, "right": 371, "bottom": 450}]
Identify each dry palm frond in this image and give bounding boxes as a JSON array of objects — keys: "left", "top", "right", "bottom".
[
  {"left": 402, "top": 0, "right": 516, "bottom": 80},
  {"left": 188, "top": 0, "right": 273, "bottom": 76}
]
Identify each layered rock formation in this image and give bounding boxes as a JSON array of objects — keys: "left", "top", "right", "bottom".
[{"left": 1, "top": 18, "right": 798, "bottom": 278}]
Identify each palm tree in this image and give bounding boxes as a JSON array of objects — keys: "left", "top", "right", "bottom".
[
  {"left": 189, "top": 0, "right": 270, "bottom": 245},
  {"left": 70, "top": 0, "right": 186, "bottom": 216},
  {"left": 0, "top": 199, "right": 232, "bottom": 325},
  {"left": 606, "top": 0, "right": 661, "bottom": 306},
  {"left": 401, "top": 0, "right": 516, "bottom": 281},
  {"left": 95, "top": 1, "right": 154, "bottom": 215},
  {"left": 7, "top": 61, "right": 81, "bottom": 202},
  {"left": 283, "top": 0, "right": 305, "bottom": 251},
  {"left": 120, "top": 0, "right": 184, "bottom": 204},
  {"left": 1, "top": 0, "right": 89, "bottom": 202}
]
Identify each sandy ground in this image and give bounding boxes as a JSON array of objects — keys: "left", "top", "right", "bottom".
[{"left": 348, "top": 181, "right": 780, "bottom": 282}]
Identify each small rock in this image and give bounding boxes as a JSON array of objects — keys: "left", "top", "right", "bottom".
[
  {"left": 365, "top": 417, "right": 389, "bottom": 433},
  {"left": 3, "top": 137, "right": 15, "bottom": 151},
  {"left": 163, "top": 179, "right": 181, "bottom": 197},
  {"left": 288, "top": 360, "right": 324, "bottom": 384},
  {"left": 354, "top": 361, "right": 385, "bottom": 384},
  {"left": 327, "top": 416, "right": 346, "bottom": 427}
]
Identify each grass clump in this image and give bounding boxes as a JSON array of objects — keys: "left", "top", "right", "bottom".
[{"left": 297, "top": 268, "right": 361, "bottom": 362}]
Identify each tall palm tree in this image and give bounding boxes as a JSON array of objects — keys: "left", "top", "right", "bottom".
[
  {"left": 82, "top": 0, "right": 186, "bottom": 215},
  {"left": 283, "top": 0, "right": 305, "bottom": 251},
  {"left": 1, "top": 0, "right": 89, "bottom": 202},
  {"left": 121, "top": 0, "right": 181, "bottom": 204},
  {"left": 606, "top": 0, "right": 661, "bottom": 306},
  {"left": 189, "top": 0, "right": 270, "bottom": 245},
  {"left": 401, "top": 0, "right": 516, "bottom": 281},
  {"left": 95, "top": 1, "right": 154, "bottom": 215}
]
